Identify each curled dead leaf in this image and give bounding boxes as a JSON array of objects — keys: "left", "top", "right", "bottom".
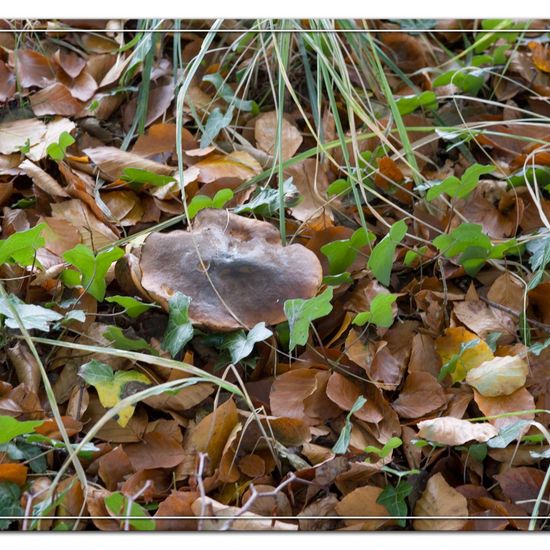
[{"left": 417, "top": 416, "right": 498, "bottom": 446}]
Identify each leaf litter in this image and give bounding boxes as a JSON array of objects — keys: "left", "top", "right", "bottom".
[{"left": 0, "top": 18, "right": 549, "bottom": 533}]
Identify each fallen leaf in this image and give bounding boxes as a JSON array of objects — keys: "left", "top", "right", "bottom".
[
  {"left": 254, "top": 111, "right": 303, "bottom": 161},
  {"left": 473, "top": 387, "right": 535, "bottom": 431},
  {"left": 124, "top": 432, "right": 186, "bottom": 470},
  {"left": 417, "top": 417, "right": 498, "bottom": 445},
  {"left": 0, "top": 118, "right": 46, "bottom": 155},
  {"left": 335, "top": 485, "right": 393, "bottom": 530},
  {"left": 0, "top": 463, "right": 28, "bottom": 486},
  {"left": 413, "top": 473, "right": 468, "bottom": 530},
  {"left": 30, "top": 83, "right": 84, "bottom": 116},
  {"left": 466, "top": 355, "right": 528, "bottom": 397},
  {"left": 391, "top": 372, "right": 447, "bottom": 419},
  {"left": 19, "top": 159, "right": 69, "bottom": 198},
  {"left": 190, "top": 398, "right": 238, "bottom": 470},
  {"left": 435, "top": 327, "right": 494, "bottom": 382},
  {"left": 194, "top": 150, "right": 262, "bottom": 183},
  {"left": 84, "top": 146, "right": 174, "bottom": 181},
  {"left": 495, "top": 467, "right": 549, "bottom": 514}
]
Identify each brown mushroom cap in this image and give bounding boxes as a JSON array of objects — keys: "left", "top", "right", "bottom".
[{"left": 139, "top": 209, "right": 323, "bottom": 331}]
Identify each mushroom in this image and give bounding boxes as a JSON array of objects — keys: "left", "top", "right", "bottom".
[{"left": 138, "top": 209, "right": 323, "bottom": 331}]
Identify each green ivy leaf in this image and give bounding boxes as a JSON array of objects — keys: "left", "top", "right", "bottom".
[
  {"left": 162, "top": 292, "right": 194, "bottom": 357},
  {"left": 321, "top": 227, "right": 375, "bottom": 275},
  {"left": 104, "top": 492, "right": 156, "bottom": 531},
  {"left": 221, "top": 322, "right": 273, "bottom": 363},
  {"left": 367, "top": 220, "right": 407, "bottom": 286},
  {"left": 0, "top": 482, "right": 23, "bottom": 530},
  {"left": 284, "top": 287, "right": 333, "bottom": 352},
  {"left": 233, "top": 178, "right": 299, "bottom": 217},
  {"left": 376, "top": 481, "right": 412, "bottom": 527},
  {"left": 105, "top": 295, "right": 156, "bottom": 318},
  {"left": 353, "top": 293, "right": 397, "bottom": 329},
  {"left": 202, "top": 73, "right": 256, "bottom": 112},
  {"left": 63, "top": 244, "right": 124, "bottom": 301},
  {"left": 426, "top": 164, "right": 494, "bottom": 201}
]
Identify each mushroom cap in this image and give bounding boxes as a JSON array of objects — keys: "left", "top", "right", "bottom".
[{"left": 139, "top": 209, "right": 323, "bottom": 331}]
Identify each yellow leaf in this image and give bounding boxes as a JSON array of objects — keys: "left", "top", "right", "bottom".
[{"left": 435, "top": 327, "right": 494, "bottom": 382}]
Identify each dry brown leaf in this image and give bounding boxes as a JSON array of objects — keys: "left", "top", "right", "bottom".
[
  {"left": 391, "top": 372, "right": 447, "bottom": 419},
  {"left": 0, "top": 60, "right": 16, "bottom": 102},
  {"left": 50, "top": 199, "right": 119, "bottom": 249},
  {"left": 285, "top": 159, "right": 332, "bottom": 222},
  {"left": 194, "top": 150, "right": 262, "bottom": 184},
  {"left": 84, "top": 146, "right": 174, "bottom": 181},
  {"left": 6, "top": 342, "right": 41, "bottom": 393},
  {"left": 97, "top": 445, "right": 134, "bottom": 491},
  {"left": 325, "top": 372, "right": 382, "bottom": 423},
  {"left": 30, "top": 83, "right": 84, "bottom": 116},
  {"left": 495, "top": 467, "right": 549, "bottom": 514},
  {"left": 473, "top": 387, "right": 535, "bottom": 431},
  {"left": 270, "top": 368, "right": 319, "bottom": 423},
  {"left": 190, "top": 398, "right": 238, "bottom": 470},
  {"left": 123, "top": 431, "right": 185, "bottom": 471},
  {"left": 453, "top": 299, "right": 516, "bottom": 342},
  {"left": 335, "top": 485, "right": 393, "bottom": 530},
  {"left": 27, "top": 117, "right": 76, "bottom": 162},
  {"left": 15, "top": 49, "right": 56, "bottom": 88},
  {"left": 417, "top": 417, "right": 498, "bottom": 445},
  {"left": 254, "top": 111, "right": 303, "bottom": 161},
  {"left": 190, "top": 496, "right": 297, "bottom": 531},
  {"left": 413, "top": 473, "right": 468, "bottom": 530},
  {"left": 19, "top": 159, "right": 69, "bottom": 198},
  {"left": 155, "top": 491, "right": 199, "bottom": 531}
]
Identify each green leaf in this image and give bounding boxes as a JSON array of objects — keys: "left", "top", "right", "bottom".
[
  {"left": 200, "top": 106, "right": 234, "bottom": 148},
  {"left": 187, "top": 188, "right": 234, "bottom": 219},
  {"left": 427, "top": 164, "right": 494, "bottom": 201},
  {"left": 323, "top": 272, "right": 353, "bottom": 286},
  {"left": 0, "top": 416, "right": 44, "bottom": 444},
  {"left": 221, "top": 322, "right": 273, "bottom": 363},
  {"left": 529, "top": 337, "right": 550, "bottom": 357},
  {"left": 332, "top": 396, "right": 367, "bottom": 454},
  {"left": 104, "top": 492, "right": 156, "bottom": 531},
  {"left": 78, "top": 360, "right": 152, "bottom": 427},
  {"left": 46, "top": 131, "right": 75, "bottom": 161},
  {"left": 103, "top": 326, "right": 156, "bottom": 354},
  {"left": 396, "top": 91, "right": 437, "bottom": 116},
  {"left": 105, "top": 295, "right": 156, "bottom": 318},
  {"left": 353, "top": 293, "right": 397, "bottom": 329},
  {"left": 63, "top": 244, "right": 124, "bottom": 301},
  {"left": 162, "top": 292, "right": 194, "bottom": 357},
  {"left": 526, "top": 230, "right": 550, "bottom": 273},
  {"left": 403, "top": 246, "right": 427, "bottom": 267},
  {"left": 376, "top": 481, "right": 412, "bottom": 527},
  {"left": 0, "top": 294, "right": 63, "bottom": 332},
  {"left": 0, "top": 224, "right": 45, "bottom": 266},
  {"left": 0, "top": 482, "right": 23, "bottom": 530},
  {"left": 364, "top": 436, "right": 403, "bottom": 459},
  {"left": 326, "top": 178, "right": 352, "bottom": 198},
  {"left": 202, "top": 73, "right": 256, "bottom": 112},
  {"left": 367, "top": 220, "right": 407, "bottom": 286},
  {"left": 321, "top": 228, "right": 374, "bottom": 275},
  {"left": 284, "top": 287, "right": 333, "bottom": 352},
  {"left": 121, "top": 168, "right": 176, "bottom": 188}
]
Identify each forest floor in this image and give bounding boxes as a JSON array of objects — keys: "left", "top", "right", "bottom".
[{"left": 0, "top": 18, "right": 550, "bottom": 532}]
